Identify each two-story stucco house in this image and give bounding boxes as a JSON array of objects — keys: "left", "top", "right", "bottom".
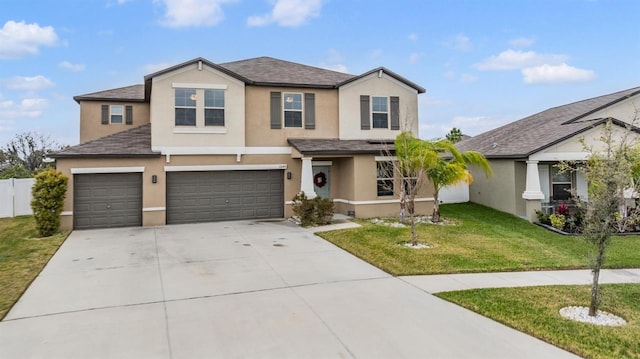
[{"left": 52, "top": 57, "right": 429, "bottom": 230}]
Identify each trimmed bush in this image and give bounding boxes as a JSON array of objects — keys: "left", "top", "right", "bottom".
[
  {"left": 549, "top": 213, "right": 566, "bottom": 231},
  {"left": 292, "top": 192, "right": 335, "bottom": 227},
  {"left": 31, "top": 169, "right": 68, "bottom": 237}
]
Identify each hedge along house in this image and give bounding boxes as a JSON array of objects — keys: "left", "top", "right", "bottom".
[
  {"left": 457, "top": 86, "right": 640, "bottom": 221},
  {"left": 51, "top": 57, "right": 429, "bottom": 230}
]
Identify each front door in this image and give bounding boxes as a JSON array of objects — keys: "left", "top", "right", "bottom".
[{"left": 312, "top": 166, "right": 330, "bottom": 198}]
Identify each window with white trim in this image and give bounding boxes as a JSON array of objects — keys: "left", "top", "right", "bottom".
[
  {"left": 551, "top": 166, "right": 572, "bottom": 201},
  {"left": 283, "top": 93, "right": 303, "bottom": 127},
  {"left": 204, "top": 89, "right": 225, "bottom": 126},
  {"left": 376, "top": 160, "right": 394, "bottom": 196},
  {"left": 372, "top": 96, "right": 389, "bottom": 129},
  {"left": 175, "top": 88, "right": 196, "bottom": 126},
  {"left": 110, "top": 105, "right": 123, "bottom": 124}
]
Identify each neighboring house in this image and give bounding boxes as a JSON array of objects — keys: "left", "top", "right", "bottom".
[
  {"left": 458, "top": 86, "right": 640, "bottom": 221},
  {"left": 52, "top": 57, "right": 429, "bottom": 230}
]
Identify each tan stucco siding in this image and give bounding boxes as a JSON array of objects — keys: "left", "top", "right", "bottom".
[
  {"left": 539, "top": 124, "right": 639, "bottom": 156},
  {"left": 338, "top": 72, "right": 419, "bottom": 140},
  {"left": 150, "top": 63, "right": 246, "bottom": 149},
  {"left": 55, "top": 157, "right": 166, "bottom": 230},
  {"left": 244, "top": 86, "right": 340, "bottom": 147},
  {"left": 469, "top": 159, "right": 518, "bottom": 215},
  {"left": 583, "top": 95, "right": 640, "bottom": 125},
  {"left": 79, "top": 101, "right": 150, "bottom": 143},
  {"left": 514, "top": 161, "right": 527, "bottom": 217}
]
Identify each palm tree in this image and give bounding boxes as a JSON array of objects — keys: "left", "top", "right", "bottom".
[
  {"left": 427, "top": 139, "right": 492, "bottom": 222},
  {"left": 446, "top": 127, "right": 463, "bottom": 143}
]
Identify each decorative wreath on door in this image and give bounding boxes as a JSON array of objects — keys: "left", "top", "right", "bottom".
[{"left": 313, "top": 172, "right": 327, "bottom": 188}]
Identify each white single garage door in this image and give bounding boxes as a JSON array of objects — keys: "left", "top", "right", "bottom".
[
  {"left": 74, "top": 173, "right": 142, "bottom": 229},
  {"left": 166, "top": 170, "right": 284, "bottom": 224}
]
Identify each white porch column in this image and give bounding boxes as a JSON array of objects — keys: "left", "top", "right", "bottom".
[
  {"left": 300, "top": 157, "right": 317, "bottom": 198},
  {"left": 522, "top": 160, "right": 545, "bottom": 200}
]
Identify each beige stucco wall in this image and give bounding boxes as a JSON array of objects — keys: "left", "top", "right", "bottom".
[
  {"left": 581, "top": 94, "right": 640, "bottom": 125},
  {"left": 55, "top": 157, "right": 166, "bottom": 230},
  {"left": 540, "top": 124, "right": 639, "bottom": 156},
  {"left": 514, "top": 161, "right": 527, "bottom": 217},
  {"left": 79, "top": 101, "right": 150, "bottom": 143},
  {"left": 150, "top": 63, "right": 246, "bottom": 150},
  {"left": 338, "top": 72, "right": 419, "bottom": 140},
  {"left": 469, "top": 159, "right": 519, "bottom": 215},
  {"left": 245, "top": 86, "right": 340, "bottom": 147}
]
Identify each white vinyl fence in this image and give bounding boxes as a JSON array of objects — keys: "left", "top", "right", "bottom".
[
  {"left": 439, "top": 181, "right": 470, "bottom": 204},
  {"left": 0, "top": 178, "right": 35, "bottom": 218}
]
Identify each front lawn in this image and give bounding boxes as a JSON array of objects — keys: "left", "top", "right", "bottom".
[
  {"left": 318, "top": 203, "right": 640, "bottom": 275},
  {"left": 437, "top": 284, "right": 640, "bottom": 359},
  {"left": 0, "top": 216, "right": 68, "bottom": 319}
]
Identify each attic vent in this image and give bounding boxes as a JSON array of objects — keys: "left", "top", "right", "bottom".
[
  {"left": 492, "top": 142, "right": 498, "bottom": 148},
  {"left": 198, "top": 61, "right": 202, "bottom": 71}
]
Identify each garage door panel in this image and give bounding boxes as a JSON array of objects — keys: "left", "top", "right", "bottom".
[
  {"left": 74, "top": 173, "right": 142, "bottom": 230},
  {"left": 167, "top": 170, "right": 284, "bottom": 224}
]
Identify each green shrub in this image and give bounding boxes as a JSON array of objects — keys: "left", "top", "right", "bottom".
[
  {"left": 549, "top": 213, "right": 566, "bottom": 231},
  {"left": 292, "top": 192, "right": 335, "bottom": 227},
  {"left": 535, "top": 210, "right": 550, "bottom": 225},
  {"left": 31, "top": 169, "right": 68, "bottom": 237}
]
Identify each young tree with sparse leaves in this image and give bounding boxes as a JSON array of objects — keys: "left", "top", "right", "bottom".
[{"left": 0, "top": 132, "right": 64, "bottom": 179}]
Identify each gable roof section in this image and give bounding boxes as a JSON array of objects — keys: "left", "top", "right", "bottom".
[
  {"left": 338, "top": 67, "right": 426, "bottom": 94},
  {"left": 51, "top": 124, "right": 159, "bottom": 158},
  {"left": 288, "top": 138, "right": 394, "bottom": 155},
  {"left": 73, "top": 84, "right": 145, "bottom": 103},
  {"left": 457, "top": 86, "right": 640, "bottom": 158}
]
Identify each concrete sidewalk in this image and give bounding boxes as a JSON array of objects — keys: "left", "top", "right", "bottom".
[{"left": 401, "top": 268, "right": 640, "bottom": 293}]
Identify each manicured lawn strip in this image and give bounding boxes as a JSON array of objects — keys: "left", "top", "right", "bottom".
[
  {"left": 317, "top": 203, "right": 640, "bottom": 275},
  {"left": 0, "top": 216, "right": 68, "bottom": 319},
  {"left": 436, "top": 284, "right": 640, "bottom": 359}
]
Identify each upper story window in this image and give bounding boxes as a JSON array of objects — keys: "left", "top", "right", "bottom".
[
  {"left": 371, "top": 97, "right": 389, "bottom": 129},
  {"left": 283, "top": 93, "right": 303, "bottom": 127},
  {"left": 110, "top": 105, "right": 124, "bottom": 124},
  {"left": 204, "top": 89, "right": 225, "bottom": 126},
  {"left": 101, "top": 104, "right": 133, "bottom": 125},
  {"left": 175, "top": 88, "right": 196, "bottom": 126},
  {"left": 360, "top": 95, "right": 399, "bottom": 131}
]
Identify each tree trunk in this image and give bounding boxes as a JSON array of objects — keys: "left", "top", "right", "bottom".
[
  {"left": 589, "top": 238, "right": 607, "bottom": 316},
  {"left": 432, "top": 190, "right": 440, "bottom": 223},
  {"left": 399, "top": 190, "right": 406, "bottom": 223},
  {"left": 410, "top": 210, "right": 417, "bottom": 246}
]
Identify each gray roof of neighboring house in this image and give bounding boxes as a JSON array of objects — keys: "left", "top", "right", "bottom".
[
  {"left": 73, "top": 84, "right": 145, "bottom": 103},
  {"left": 51, "top": 124, "right": 159, "bottom": 158},
  {"left": 75, "top": 56, "right": 425, "bottom": 102},
  {"left": 288, "top": 138, "right": 394, "bottom": 155},
  {"left": 457, "top": 86, "right": 640, "bottom": 159}
]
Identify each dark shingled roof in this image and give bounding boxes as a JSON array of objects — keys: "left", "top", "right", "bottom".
[
  {"left": 457, "top": 86, "right": 640, "bottom": 158},
  {"left": 219, "top": 56, "right": 355, "bottom": 88},
  {"left": 73, "top": 84, "right": 145, "bottom": 103},
  {"left": 52, "top": 124, "right": 159, "bottom": 158},
  {"left": 288, "top": 138, "right": 394, "bottom": 155}
]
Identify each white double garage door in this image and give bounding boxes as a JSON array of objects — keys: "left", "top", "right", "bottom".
[{"left": 73, "top": 170, "right": 284, "bottom": 230}]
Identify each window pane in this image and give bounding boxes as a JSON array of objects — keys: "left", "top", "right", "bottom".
[
  {"left": 377, "top": 161, "right": 393, "bottom": 178},
  {"left": 372, "top": 97, "right": 388, "bottom": 112},
  {"left": 175, "top": 108, "right": 196, "bottom": 126},
  {"left": 553, "top": 183, "right": 572, "bottom": 200},
  {"left": 283, "top": 93, "right": 302, "bottom": 110},
  {"left": 205, "top": 109, "right": 225, "bottom": 126},
  {"left": 377, "top": 179, "right": 394, "bottom": 196},
  {"left": 175, "top": 89, "right": 196, "bottom": 107},
  {"left": 111, "top": 115, "right": 123, "bottom": 124},
  {"left": 284, "top": 111, "right": 302, "bottom": 127},
  {"left": 372, "top": 113, "right": 388, "bottom": 128},
  {"left": 205, "top": 90, "right": 224, "bottom": 108},
  {"left": 551, "top": 167, "right": 571, "bottom": 182}
]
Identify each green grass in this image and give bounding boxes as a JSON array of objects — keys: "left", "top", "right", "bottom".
[
  {"left": 437, "top": 284, "right": 640, "bottom": 359},
  {"left": 318, "top": 203, "right": 640, "bottom": 275},
  {"left": 0, "top": 216, "right": 68, "bottom": 319}
]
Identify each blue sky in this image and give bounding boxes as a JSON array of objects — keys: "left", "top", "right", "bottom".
[{"left": 1, "top": 0, "right": 640, "bottom": 146}]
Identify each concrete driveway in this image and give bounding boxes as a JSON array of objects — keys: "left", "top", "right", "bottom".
[{"left": 0, "top": 220, "right": 579, "bottom": 359}]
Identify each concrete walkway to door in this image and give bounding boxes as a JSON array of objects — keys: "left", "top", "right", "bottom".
[{"left": 0, "top": 220, "right": 580, "bottom": 358}]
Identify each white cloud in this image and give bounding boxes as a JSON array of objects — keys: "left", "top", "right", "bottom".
[
  {"left": 408, "top": 33, "right": 418, "bottom": 42},
  {"left": 4, "top": 75, "right": 55, "bottom": 90},
  {"left": 248, "top": 0, "right": 322, "bottom": 27},
  {"left": 0, "top": 20, "right": 59, "bottom": 59},
  {"left": 59, "top": 61, "right": 86, "bottom": 72},
  {"left": 447, "top": 34, "right": 473, "bottom": 52},
  {"left": 319, "top": 49, "right": 348, "bottom": 73},
  {"left": 0, "top": 97, "right": 48, "bottom": 119},
  {"left": 409, "top": 52, "right": 423, "bottom": 64},
  {"left": 474, "top": 49, "right": 567, "bottom": 71},
  {"left": 508, "top": 37, "right": 535, "bottom": 48},
  {"left": 522, "top": 63, "right": 596, "bottom": 84},
  {"left": 154, "top": 0, "right": 234, "bottom": 28}
]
